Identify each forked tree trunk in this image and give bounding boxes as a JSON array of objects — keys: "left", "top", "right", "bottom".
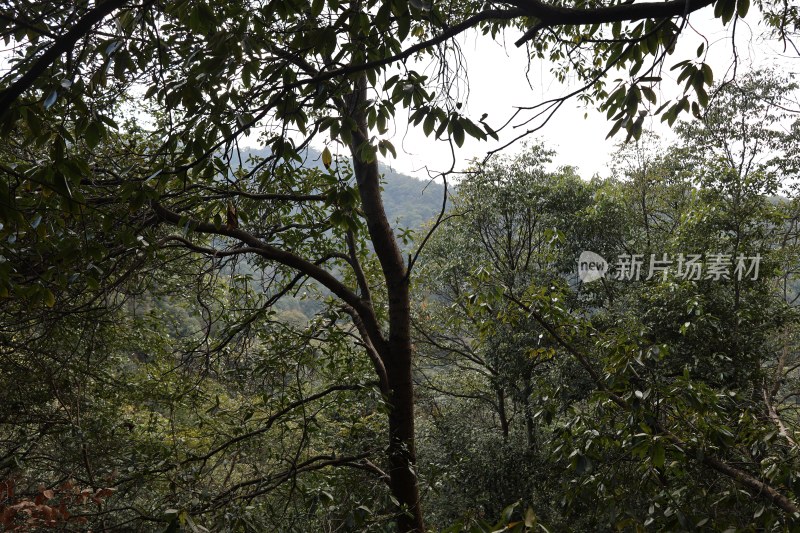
[{"left": 347, "top": 74, "right": 425, "bottom": 532}]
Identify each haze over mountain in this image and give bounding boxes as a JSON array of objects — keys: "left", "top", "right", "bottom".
[{"left": 240, "top": 146, "right": 446, "bottom": 230}]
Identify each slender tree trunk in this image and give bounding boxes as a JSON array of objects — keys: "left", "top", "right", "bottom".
[
  {"left": 496, "top": 385, "right": 510, "bottom": 440},
  {"left": 347, "top": 73, "right": 425, "bottom": 533}
]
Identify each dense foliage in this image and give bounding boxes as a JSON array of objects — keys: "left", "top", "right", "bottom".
[
  {"left": 413, "top": 72, "right": 800, "bottom": 531},
  {"left": 0, "top": 68, "right": 798, "bottom": 531},
  {"left": 1, "top": 0, "right": 800, "bottom": 529}
]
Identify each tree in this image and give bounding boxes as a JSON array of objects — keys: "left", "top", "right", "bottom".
[
  {"left": 413, "top": 147, "right": 602, "bottom": 528},
  {"left": 0, "top": 0, "right": 798, "bottom": 531},
  {"left": 415, "top": 75, "right": 800, "bottom": 525},
  {"left": 588, "top": 84, "right": 800, "bottom": 525},
  {"left": 414, "top": 146, "right": 593, "bottom": 446}
]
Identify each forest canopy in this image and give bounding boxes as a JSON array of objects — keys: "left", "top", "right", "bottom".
[{"left": 1, "top": 0, "right": 800, "bottom": 530}]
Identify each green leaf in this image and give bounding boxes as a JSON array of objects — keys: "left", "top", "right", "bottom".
[
  {"left": 84, "top": 121, "right": 104, "bottom": 149},
  {"left": 720, "top": 0, "right": 736, "bottom": 24},
  {"left": 461, "top": 118, "right": 486, "bottom": 140},
  {"left": 423, "top": 113, "right": 435, "bottom": 136},
  {"left": 482, "top": 122, "right": 499, "bottom": 140},
  {"left": 435, "top": 117, "right": 448, "bottom": 139},
  {"left": 500, "top": 502, "right": 517, "bottom": 524},
  {"left": 378, "top": 139, "right": 396, "bottom": 159},
  {"left": 736, "top": 0, "right": 750, "bottom": 17},
  {"left": 652, "top": 441, "right": 665, "bottom": 468},
  {"left": 606, "top": 118, "right": 624, "bottom": 139},
  {"left": 43, "top": 289, "right": 55, "bottom": 308},
  {"left": 397, "top": 13, "right": 410, "bottom": 42},
  {"left": 377, "top": 111, "right": 388, "bottom": 134},
  {"left": 452, "top": 120, "right": 465, "bottom": 147},
  {"left": 359, "top": 143, "right": 377, "bottom": 163},
  {"left": 701, "top": 63, "right": 713, "bottom": 85},
  {"left": 642, "top": 86, "right": 657, "bottom": 104},
  {"left": 697, "top": 86, "right": 709, "bottom": 107}
]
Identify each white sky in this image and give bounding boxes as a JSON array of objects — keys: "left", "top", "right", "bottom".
[{"left": 376, "top": 7, "right": 798, "bottom": 180}]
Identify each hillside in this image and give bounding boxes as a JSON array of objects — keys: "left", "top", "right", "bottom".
[{"left": 238, "top": 146, "right": 445, "bottom": 230}]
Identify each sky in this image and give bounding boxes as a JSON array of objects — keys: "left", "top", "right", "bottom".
[{"left": 373, "top": 6, "right": 797, "bottom": 181}]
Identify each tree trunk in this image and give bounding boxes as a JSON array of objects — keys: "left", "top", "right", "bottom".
[
  {"left": 347, "top": 73, "right": 425, "bottom": 533},
  {"left": 496, "top": 385, "right": 510, "bottom": 440},
  {"left": 384, "top": 323, "right": 425, "bottom": 533}
]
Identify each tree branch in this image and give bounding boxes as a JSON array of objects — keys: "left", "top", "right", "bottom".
[
  {"left": 184, "top": 384, "right": 365, "bottom": 468},
  {"left": 341, "top": 304, "right": 390, "bottom": 393},
  {"left": 151, "top": 201, "right": 386, "bottom": 347},
  {"left": 511, "top": 0, "right": 716, "bottom": 46},
  {"left": 0, "top": 0, "right": 133, "bottom": 115}
]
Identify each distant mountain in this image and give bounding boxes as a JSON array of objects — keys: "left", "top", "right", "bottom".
[
  {"left": 238, "top": 146, "right": 445, "bottom": 230},
  {"left": 379, "top": 164, "right": 445, "bottom": 230}
]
